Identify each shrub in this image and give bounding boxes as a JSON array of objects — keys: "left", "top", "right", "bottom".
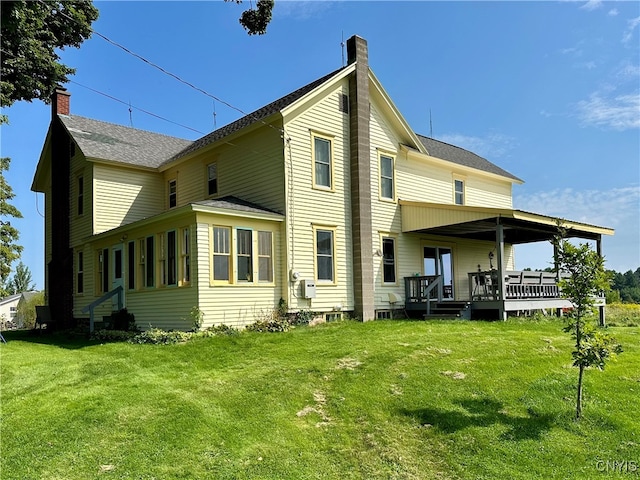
[
  {"left": 188, "top": 306, "right": 204, "bottom": 332},
  {"left": 292, "top": 309, "right": 315, "bottom": 326},
  {"left": 246, "top": 306, "right": 292, "bottom": 333},
  {"left": 203, "top": 323, "right": 239, "bottom": 336},
  {"left": 129, "top": 328, "right": 192, "bottom": 345},
  {"left": 111, "top": 308, "right": 136, "bottom": 331},
  {"left": 91, "top": 329, "right": 137, "bottom": 342},
  {"left": 15, "top": 291, "right": 45, "bottom": 329}
]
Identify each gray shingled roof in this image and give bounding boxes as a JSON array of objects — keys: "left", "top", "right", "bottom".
[
  {"left": 416, "top": 134, "right": 522, "bottom": 182},
  {"left": 166, "top": 66, "right": 347, "bottom": 164},
  {"left": 193, "top": 196, "right": 284, "bottom": 216},
  {"left": 58, "top": 67, "right": 519, "bottom": 183},
  {"left": 59, "top": 115, "right": 192, "bottom": 168}
]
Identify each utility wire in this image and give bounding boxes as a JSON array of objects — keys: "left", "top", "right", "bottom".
[
  {"left": 69, "top": 80, "right": 205, "bottom": 135},
  {"left": 42, "top": 0, "right": 288, "bottom": 138}
]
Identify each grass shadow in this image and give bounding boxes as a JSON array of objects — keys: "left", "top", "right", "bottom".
[
  {"left": 400, "top": 396, "right": 555, "bottom": 441},
  {"left": 0, "top": 329, "right": 97, "bottom": 350}
]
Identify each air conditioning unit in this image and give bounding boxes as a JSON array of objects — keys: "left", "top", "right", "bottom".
[{"left": 302, "top": 280, "right": 316, "bottom": 299}]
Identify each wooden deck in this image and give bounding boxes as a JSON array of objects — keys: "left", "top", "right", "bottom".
[{"left": 404, "top": 271, "right": 605, "bottom": 320}]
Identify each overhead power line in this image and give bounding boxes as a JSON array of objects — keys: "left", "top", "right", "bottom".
[{"left": 43, "top": 0, "right": 287, "bottom": 137}]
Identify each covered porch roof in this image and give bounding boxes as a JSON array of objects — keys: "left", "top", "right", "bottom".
[{"left": 399, "top": 201, "right": 614, "bottom": 244}]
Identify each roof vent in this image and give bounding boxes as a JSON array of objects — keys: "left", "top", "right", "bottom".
[{"left": 339, "top": 93, "right": 349, "bottom": 114}]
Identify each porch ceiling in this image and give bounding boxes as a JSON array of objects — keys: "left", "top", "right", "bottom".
[{"left": 399, "top": 201, "right": 614, "bottom": 244}]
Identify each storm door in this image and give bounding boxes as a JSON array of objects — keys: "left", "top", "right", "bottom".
[{"left": 112, "top": 244, "right": 125, "bottom": 309}]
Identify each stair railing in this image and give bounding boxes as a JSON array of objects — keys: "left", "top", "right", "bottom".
[{"left": 81, "top": 286, "right": 123, "bottom": 333}]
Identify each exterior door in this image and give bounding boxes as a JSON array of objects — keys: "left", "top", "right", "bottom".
[
  {"left": 112, "top": 244, "right": 125, "bottom": 310},
  {"left": 423, "top": 246, "right": 454, "bottom": 300}
]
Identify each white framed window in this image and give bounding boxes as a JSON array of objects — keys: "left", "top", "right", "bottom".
[
  {"left": 382, "top": 236, "right": 396, "bottom": 284},
  {"left": 312, "top": 133, "right": 333, "bottom": 190},
  {"left": 314, "top": 227, "right": 336, "bottom": 283},
  {"left": 168, "top": 179, "right": 177, "bottom": 208},
  {"left": 258, "top": 231, "right": 273, "bottom": 282},
  {"left": 212, "top": 226, "right": 231, "bottom": 282},
  {"left": 379, "top": 154, "right": 395, "bottom": 201},
  {"left": 454, "top": 178, "right": 465, "bottom": 205},
  {"left": 181, "top": 227, "right": 191, "bottom": 285},
  {"left": 236, "top": 229, "right": 253, "bottom": 282},
  {"left": 207, "top": 163, "right": 217, "bottom": 196},
  {"left": 97, "top": 248, "right": 109, "bottom": 294}
]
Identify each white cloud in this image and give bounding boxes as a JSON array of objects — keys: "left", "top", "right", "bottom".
[
  {"left": 514, "top": 186, "right": 640, "bottom": 229},
  {"left": 274, "top": 0, "right": 335, "bottom": 20},
  {"left": 622, "top": 16, "right": 640, "bottom": 44},
  {"left": 580, "top": 0, "right": 603, "bottom": 11},
  {"left": 608, "top": 8, "right": 619, "bottom": 17},
  {"left": 436, "top": 132, "right": 516, "bottom": 159},
  {"left": 514, "top": 186, "right": 640, "bottom": 271},
  {"left": 576, "top": 93, "right": 640, "bottom": 130}
]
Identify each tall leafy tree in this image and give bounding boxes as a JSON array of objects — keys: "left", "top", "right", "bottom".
[
  {"left": 0, "top": 157, "right": 23, "bottom": 297},
  {"left": 554, "top": 233, "right": 623, "bottom": 420},
  {"left": 8, "top": 261, "right": 36, "bottom": 294},
  {"left": 226, "top": 0, "right": 274, "bottom": 35},
  {"left": 0, "top": 0, "right": 99, "bottom": 120}
]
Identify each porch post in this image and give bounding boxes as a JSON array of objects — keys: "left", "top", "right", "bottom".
[
  {"left": 496, "top": 219, "right": 507, "bottom": 321},
  {"left": 596, "top": 236, "right": 606, "bottom": 327}
]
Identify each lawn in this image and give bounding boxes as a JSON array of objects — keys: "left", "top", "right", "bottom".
[{"left": 1, "top": 319, "right": 638, "bottom": 479}]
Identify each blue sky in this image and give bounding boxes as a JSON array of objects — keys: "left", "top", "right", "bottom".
[{"left": 2, "top": 0, "right": 639, "bottom": 289}]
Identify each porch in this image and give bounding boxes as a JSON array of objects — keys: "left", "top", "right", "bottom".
[
  {"left": 404, "top": 271, "right": 577, "bottom": 319},
  {"left": 399, "top": 201, "right": 613, "bottom": 321}
]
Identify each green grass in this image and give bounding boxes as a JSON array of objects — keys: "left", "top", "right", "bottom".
[{"left": 1, "top": 320, "right": 638, "bottom": 479}]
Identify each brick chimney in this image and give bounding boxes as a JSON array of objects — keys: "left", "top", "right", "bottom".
[
  {"left": 347, "top": 35, "right": 375, "bottom": 322},
  {"left": 52, "top": 86, "right": 70, "bottom": 117}
]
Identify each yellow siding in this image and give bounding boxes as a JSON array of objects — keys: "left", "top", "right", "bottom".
[
  {"left": 93, "top": 164, "right": 163, "bottom": 234},
  {"left": 69, "top": 152, "right": 93, "bottom": 247},
  {"left": 162, "top": 124, "right": 286, "bottom": 214},
  {"left": 195, "top": 214, "right": 284, "bottom": 328},
  {"left": 283, "top": 79, "right": 354, "bottom": 312}
]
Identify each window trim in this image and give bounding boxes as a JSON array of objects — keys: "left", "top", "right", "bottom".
[
  {"left": 145, "top": 236, "right": 155, "bottom": 288},
  {"left": 212, "top": 225, "right": 232, "bottom": 284},
  {"left": 207, "top": 163, "right": 218, "bottom": 197},
  {"left": 168, "top": 179, "right": 177, "bottom": 209},
  {"left": 313, "top": 225, "right": 337, "bottom": 285},
  {"left": 166, "top": 230, "right": 178, "bottom": 286},
  {"left": 257, "top": 230, "right": 273, "bottom": 283},
  {"left": 311, "top": 131, "right": 335, "bottom": 191},
  {"left": 378, "top": 152, "right": 396, "bottom": 202},
  {"left": 76, "top": 251, "right": 84, "bottom": 294},
  {"left": 181, "top": 227, "right": 191, "bottom": 286},
  {"left": 454, "top": 177, "right": 466, "bottom": 206},
  {"left": 77, "top": 175, "right": 84, "bottom": 216},
  {"left": 380, "top": 234, "right": 397, "bottom": 285}
]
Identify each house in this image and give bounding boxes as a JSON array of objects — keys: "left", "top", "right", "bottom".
[
  {"left": 0, "top": 291, "right": 39, "bottom": 329},
  {"left": 31, "top": 35, "right": 613, "bottom": 331}
]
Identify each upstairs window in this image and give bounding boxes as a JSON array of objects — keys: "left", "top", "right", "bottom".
[
  {"left": 207, "top": 163, "right": 217, "bottom": 196},
  {"left": 313, "top": 135, "right": 332, "bottom": 189},
  {"left": 380, "top": 154, "right": 395, "bottom": 200},
  {"left": 169, "top": 180, "right": 177, "bottom": 208},
  {"left": 77, "top": 176, "right": 84, "bottom": 216},
  {"left": 454, "top": 179, "right": 465, "bottom": 205}
]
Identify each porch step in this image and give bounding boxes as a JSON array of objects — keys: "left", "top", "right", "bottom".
[{"left": 424, "top": 302, "right": 471, "bottom": 320}]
